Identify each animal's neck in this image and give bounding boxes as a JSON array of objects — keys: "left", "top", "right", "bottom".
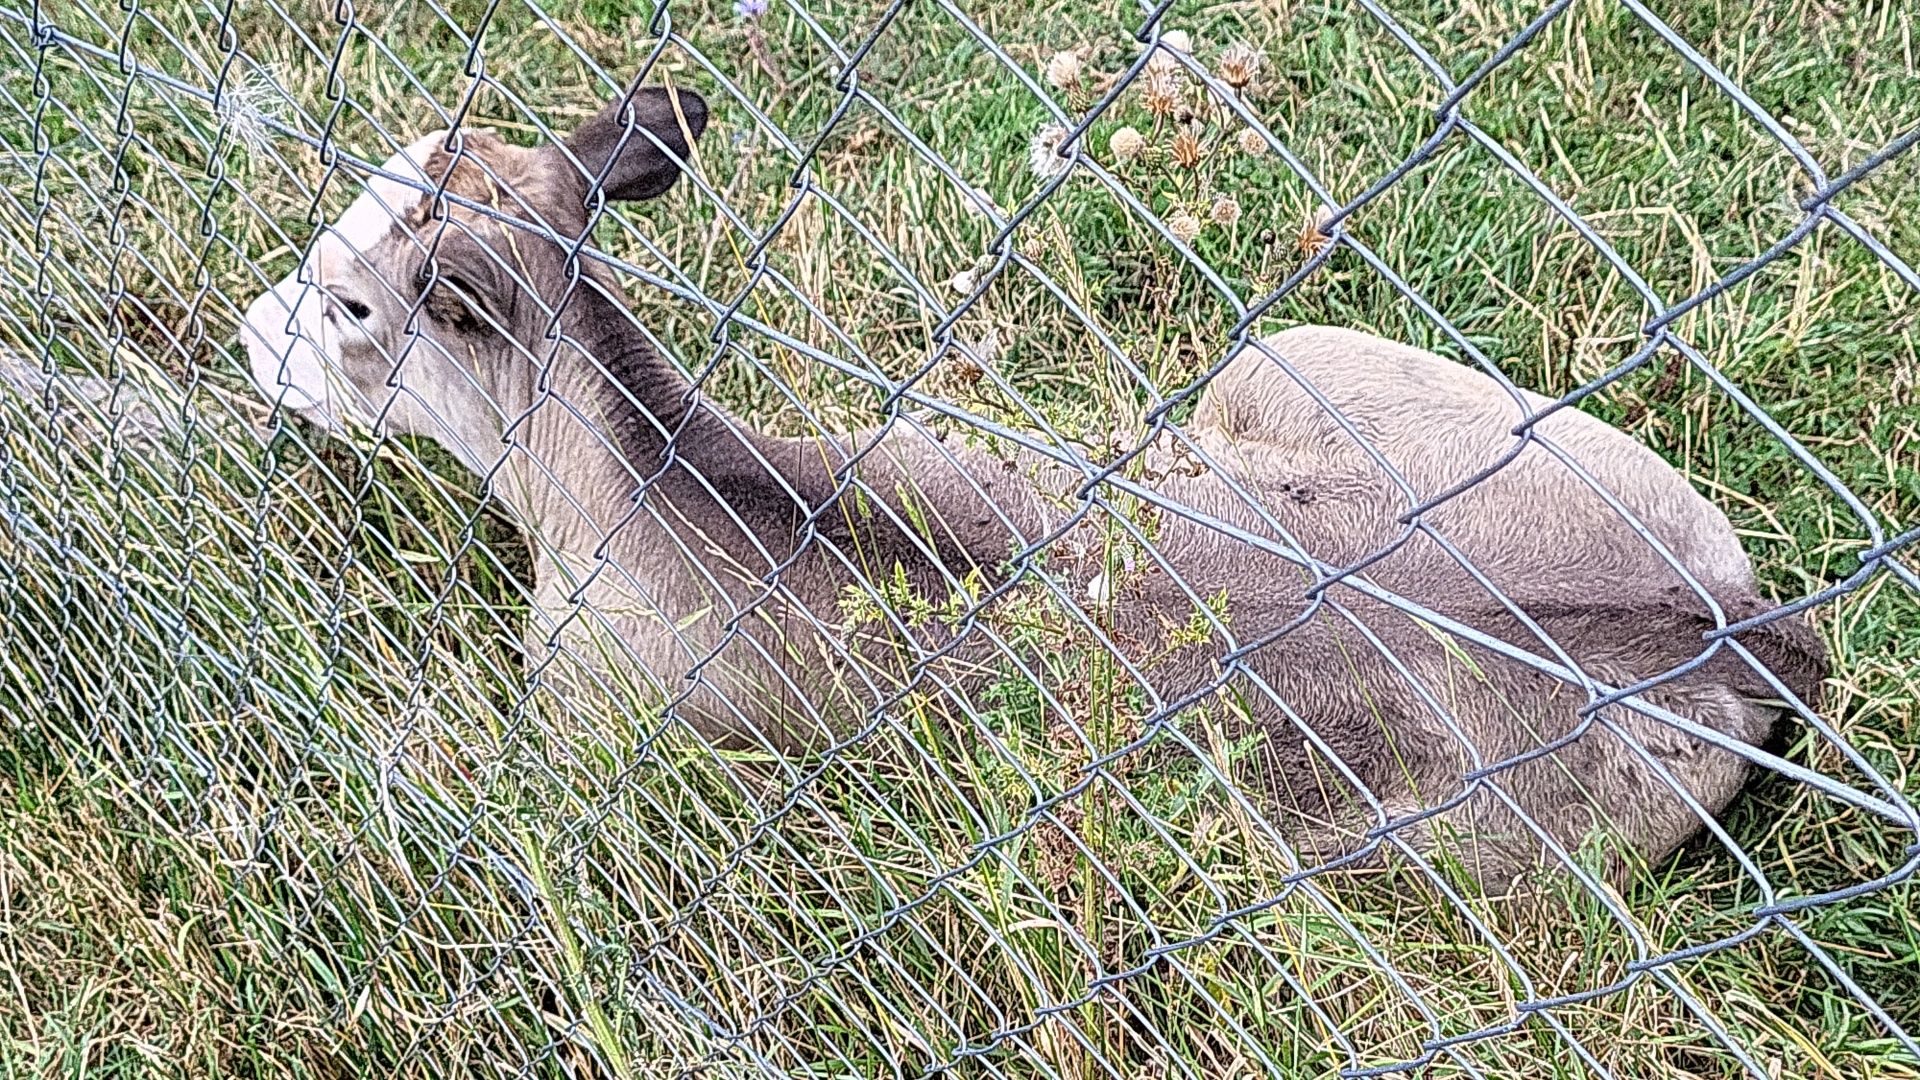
[
  {"left": 487, "top": 282, "right": 1066, "bottom": 614},
  {"left": 479, "top": 285, "right": 832, "bottom": 585}
]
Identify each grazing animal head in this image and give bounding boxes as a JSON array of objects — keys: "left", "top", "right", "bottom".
[{"left": 240, "top": 82, "right": 707, "bottom": 474}]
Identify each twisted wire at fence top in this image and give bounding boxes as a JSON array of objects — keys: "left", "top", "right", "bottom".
[{"left": 2, "top": 0, "right": 1918, "bottom": 1077}]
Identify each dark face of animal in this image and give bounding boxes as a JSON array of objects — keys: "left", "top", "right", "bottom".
[{"left": 239, "top": 83, "right": 707, "bottom": 473}]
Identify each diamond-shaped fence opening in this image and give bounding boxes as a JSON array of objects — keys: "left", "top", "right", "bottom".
[{"left": 2, "top": 0, "right": 1917, "bottom": 1078}]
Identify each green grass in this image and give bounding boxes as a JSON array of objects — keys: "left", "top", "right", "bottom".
[{"left": 2, "top": 0, "right": 1918, "bottom": 1077}]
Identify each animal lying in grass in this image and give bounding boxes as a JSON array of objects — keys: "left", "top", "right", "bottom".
[{"left": 240, "top": 77, "right": 1825, "bottom": 890}]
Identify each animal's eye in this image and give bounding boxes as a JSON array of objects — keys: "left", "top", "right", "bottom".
[
  {"left": 419, "top": 268, "right": 490, "bottom": 334},
  {"left": 440, "top": 275, "right": 477, "bottom": 303}
]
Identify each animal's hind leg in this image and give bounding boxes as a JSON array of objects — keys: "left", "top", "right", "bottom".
[
  {"left": 1183, "top": 327, "right": 1397, "bottom": 452},
  {"left": 1184, "top": 335, "right": 1311, "bottom": 442},
  {"left": 1178, "top": 330, "right": 1403, "bottom": 518}
]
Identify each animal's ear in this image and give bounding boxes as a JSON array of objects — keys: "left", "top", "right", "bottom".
[{"left": 564, "top": 84, "right": 708, "bottom": 203}]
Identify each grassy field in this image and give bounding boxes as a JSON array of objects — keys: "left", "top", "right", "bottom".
[{"left": 2, "top": 0, "right": 1918, "bottom": 1077}]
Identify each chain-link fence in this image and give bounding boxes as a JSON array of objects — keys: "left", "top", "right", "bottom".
[{"left": 3, "top": 0, "right": 1918, "bottom": 1076}]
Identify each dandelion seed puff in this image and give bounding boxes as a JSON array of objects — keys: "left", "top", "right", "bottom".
[
  {"left": 1219, "top": 42, "right": 1262, "bottom": 89},
  {"left": 218, "top": 65, "right": 285, "bottom": 156},
  {"left": 1210, "top": 194, "right": 1242, "bottom": 227},
  {"left": 1297, "top": 205, "right": 1336, "bottom": 257},
  {"left": 1108, "top": 125, "right": 1146, "bottom": 163},
  {"left": 1236, "top": 128, "right": 1268, "bottom": 157},
  {"left": 1170, "top": 130, "right": 1201, "bottom": 170},
  {"left": 1141, "top": 75, "right": 1180, "bottom": 118},
  {"left": 1146, "top": 30, "right": 1191, "bottom": 78},
  {"left": 1027, "top": 123, "right": 1074, "bottom": 180},
  {"left": 1168, "top": 210, "right": 1202, "bottom": 243},
  {"left": 950, "top": 348, "right": 985, "bottom": 386},
  {"left": 1044, "top": 50, "right": 1083, "bottom": 90}
]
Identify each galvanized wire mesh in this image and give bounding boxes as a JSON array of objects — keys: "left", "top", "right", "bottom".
[{"left": 2, "top": 0, "right": 1917, "bottom": 1077}]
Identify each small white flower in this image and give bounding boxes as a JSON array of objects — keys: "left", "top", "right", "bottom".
[
  {"left": 946, "top": 267, "right": 979, "bottom": 295},
  {"left": 1161, "top": 29, "right": 1193, "bottom": 53},
  {"left": 1085, "top": 569, "right": 1113, "bottom": 607},
  {"left": 972, "top": 327, "right": 1003, "bottom": 366},
  {"left": 1027, "top": 122, "right": 1074, "bottom": 180},
  {"left": 1044, "top": 50, "right": 1083, "bottom": 90},
  {"left": 959, "top": 184, "right": 1000, "bottom": 218}
]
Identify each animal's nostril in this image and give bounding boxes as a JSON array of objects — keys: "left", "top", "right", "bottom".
[{"left": 342, "top": 298, "right": 372, "bottom": 321}]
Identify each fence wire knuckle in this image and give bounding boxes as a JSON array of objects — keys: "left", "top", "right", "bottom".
[{"left": 2, "top": 0, "right": 1917, "bottom": 1077}]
